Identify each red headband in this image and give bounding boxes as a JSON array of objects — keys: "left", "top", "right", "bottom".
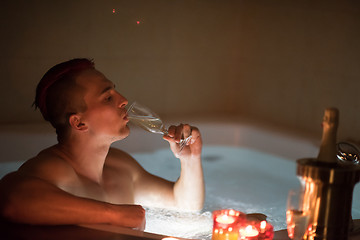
[{"left": 34, "top": 59, "right": 94, "bottom": 120}]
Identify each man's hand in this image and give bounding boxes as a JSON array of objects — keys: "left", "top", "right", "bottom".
[
  {"left": 163, "top": 124, "right": 202, "bottom": 159},
  {"left": 162, "top": 124, "right": 204, "bottom": 211},
  {"left": 113, "top": 204, "right": 146, "bottom": 230}
]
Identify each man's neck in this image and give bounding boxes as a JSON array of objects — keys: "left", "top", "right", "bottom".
[{"left": 56, "top": 138, "right": 111, "bottom": 184}]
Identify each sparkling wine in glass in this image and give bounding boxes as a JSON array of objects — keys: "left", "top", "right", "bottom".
[
  {"left": 286, "top": 189, "right": 310, "bottom": 240},
  {"left": 126, "top": 102, "right": 192, "bottom": 151}
]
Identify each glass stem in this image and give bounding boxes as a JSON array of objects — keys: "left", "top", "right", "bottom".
[{"left": 161, "top": 127, "right": 192, "bottom": 151}]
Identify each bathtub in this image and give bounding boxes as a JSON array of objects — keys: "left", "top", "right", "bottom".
[{"left": 1, "top": 118, "right": 359, "bottom": 239}]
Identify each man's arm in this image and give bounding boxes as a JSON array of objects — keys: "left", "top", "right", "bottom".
[
  {"left": 169, "top": 124, "right": 205, "bottom": 211},
  {"left": 173, "top": 152, "right": 204, "bottom": 211},
  {"left": 133, "top": 124, "right": 205, "bottom": 211},
  {"left": 0, "top": 172, "right": 145, "bottom": 229}
]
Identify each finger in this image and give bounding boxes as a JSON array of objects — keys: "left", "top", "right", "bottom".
[
  {"left": 166, "top": 125, "right": 176, "bottom": 138},
  {"left": 173, "top": 124, "right": 184, "bottom": 143},
  {"left": 182, "top": 124, "right": 192, "bottom": 139},
  {"left": 189, "top": 126, "right": 201, "bottom": 144},
  {"left": 163, "top": 125, "right": 176, "bottom": 143}
]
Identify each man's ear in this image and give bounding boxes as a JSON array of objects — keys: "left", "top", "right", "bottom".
[{"left": 69, "top": 114, "right": 88, "bottom": 131}]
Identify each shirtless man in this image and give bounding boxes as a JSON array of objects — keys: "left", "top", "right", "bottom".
[{"left": 0, "top": 59, "right": 204, "bottom": 230}]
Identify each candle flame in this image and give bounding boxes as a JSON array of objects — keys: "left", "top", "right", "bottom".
[
  {"left": 239, "top": 225, "right": 259, "bottom": 238},
  {"left": 260, "top": 220, "right": 267, "bottom": 229},
  {"left": 216, "top": 214, "right": 236, "bottom": 224}
]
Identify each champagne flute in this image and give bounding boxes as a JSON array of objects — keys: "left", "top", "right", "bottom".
[
  {"left": 126, "top": 102, "right": 192, "bottom": 151},
  {"left": 286, "top": 189, "right": 311, "bottom": 240}
]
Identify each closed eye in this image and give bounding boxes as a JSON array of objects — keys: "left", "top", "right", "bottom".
[{"left": 105, "top": 95, "right": 113, "bottom": 102}]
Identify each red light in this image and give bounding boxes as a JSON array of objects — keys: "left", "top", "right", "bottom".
[
  {"left": 112, "top": 9, "right": 116, "bottom": 14},
  {"left": 136, "top": 20, "right": 140, "bottom": 25}
]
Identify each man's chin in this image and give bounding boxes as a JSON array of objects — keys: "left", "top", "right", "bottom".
[{"left": 113, "top": 126, "right": 130, "bottom": 142}]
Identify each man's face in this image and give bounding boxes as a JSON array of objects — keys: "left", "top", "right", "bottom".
[{"left": 74, "top": 69, "right": 130, "bottom": 142}]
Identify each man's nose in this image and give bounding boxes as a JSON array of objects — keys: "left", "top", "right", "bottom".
[{"left": 117, "top": 94, "right": 128, "bottom": 108}]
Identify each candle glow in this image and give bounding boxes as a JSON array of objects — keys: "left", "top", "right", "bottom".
[
  {"left": 240, "top": 220, "right": 274, "bottom": 240},
  {"left": 216, "top": 214, "right": 236, "bottom": 224},
  {"left": 212, "top": 209, "right": 274, "bottom": 240},
  {"left": 239, "top": 225, "right": 259, "bottom": 238},
  {"left": 212, "top": 209, "right": 246, "bottom": 240},
  {"left": 260, "top": 220, "right": 267, "bottom": 233}
]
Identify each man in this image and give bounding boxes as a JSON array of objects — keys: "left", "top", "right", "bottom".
[{"left": 0, "top": 59, "right": 204, "bottom": 230}]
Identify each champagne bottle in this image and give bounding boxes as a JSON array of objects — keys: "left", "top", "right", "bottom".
[{"left": 317, "top": 107, "right": 339, "bottom": 163}]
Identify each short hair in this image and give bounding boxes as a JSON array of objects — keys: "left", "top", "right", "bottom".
[{"left": 34, "top": 58, "right": 95, "bottom": 140}]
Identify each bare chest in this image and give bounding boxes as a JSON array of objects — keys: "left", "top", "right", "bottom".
[
  {"left": 102, "top": 167, "right": 135, "bottom": 204},
  {"left": 60, "top": 168, "right": 135, "bottom": 204}
]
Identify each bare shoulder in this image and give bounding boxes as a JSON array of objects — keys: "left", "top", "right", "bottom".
[
  {"left": 105, "top": 148, "right": 146, "bottom": 177},
  {"left": 18, "top": 146, "right": 76, "bottom": 185}
]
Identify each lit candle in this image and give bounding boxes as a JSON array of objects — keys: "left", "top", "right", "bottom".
[
  {"left": 239, "top": 225, "right": 259, "bottom": 239},
  {"left": 239, "top": 220, "right": 274, "bottom": 240},
  {"left": 259, "top": 220, "right": 274, "bottom": 240},
  {"left": 212, "top": 209, "right": 246, "bottom": 240},
  {"left": 260, "top": 220, "right": 267, "bottom": 233},
  {"left": 216, "top": 214, "right": 236, "bottom": 225}
]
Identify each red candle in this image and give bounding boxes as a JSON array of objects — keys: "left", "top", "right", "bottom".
[
  {"left": 239, "top": 219, "right": 274, "bottom": 240},
  {"left": 216, "top": 214, "right": 236, "bottom": 224},
  {"left": 260, "top": 221, "right": 267, "bottom": 233},
  {"left": 239, "top": 225, "right": 259, "bottom": 239},
  {"left": 259, "top": 220, "right": 274, "bottom": 240},
  {"left": 212, "top": 209, "right": 246, "bottom": 240}
]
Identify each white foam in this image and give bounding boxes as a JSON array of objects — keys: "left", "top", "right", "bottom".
[{"left": 145, "top": 208, "right": 212, "bottom": 239}]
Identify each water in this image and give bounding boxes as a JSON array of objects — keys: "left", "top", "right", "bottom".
[
  {"left": 133, "top": 146, "right": 301, "bottom": 239},
  {"left": 3, "top": 146, "right": 360, "bottom": 239}
]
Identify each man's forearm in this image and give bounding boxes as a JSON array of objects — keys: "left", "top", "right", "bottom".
[
  {"left": 0, "top": 172, "right": 145, "bottom": 228},
  {"left": 174, "top": 156, "right": 205, "bottom": 211}
]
